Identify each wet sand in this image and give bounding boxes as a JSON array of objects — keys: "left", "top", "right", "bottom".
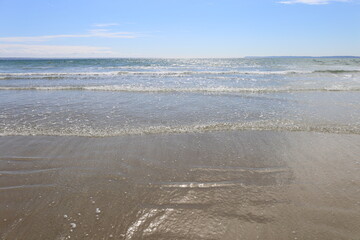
[{"left": 0, "top": 131, "right": 360, "bottom": 240}]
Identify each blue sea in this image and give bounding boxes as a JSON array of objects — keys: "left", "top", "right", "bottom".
[{"left": 0, "top": 58, "right": 359, "bottom": 136}]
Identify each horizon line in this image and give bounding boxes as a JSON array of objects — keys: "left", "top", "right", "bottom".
[{"left": 0, "top": 56, "right": 360, "bottom": 60}]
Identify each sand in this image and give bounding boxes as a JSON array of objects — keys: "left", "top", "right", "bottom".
[{"left": 0, "top": 131, "right": 360, "bottom": 240}]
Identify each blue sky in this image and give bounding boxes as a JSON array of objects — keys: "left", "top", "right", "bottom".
[{"left": 0, "top": 0, "right": 359, "bottom": 58}]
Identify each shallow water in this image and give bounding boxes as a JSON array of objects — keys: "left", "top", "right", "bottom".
[{"left": 1, "top": 58, "right": 360, "bottom": 137}]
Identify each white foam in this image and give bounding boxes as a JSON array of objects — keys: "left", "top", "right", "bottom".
[
  {"left": 0, "top": 85, "right": 359, "bottom": 93},
  {"left": 1, "top": 120, "right": 359, "bottom": 137},
  {"left": 0, "top": 70, "right": 311, "bottom": 78}
]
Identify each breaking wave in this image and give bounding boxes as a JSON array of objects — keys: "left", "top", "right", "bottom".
[
  {"left": 0, "top": 85, "right": 359, "bottom": 93},
  {"left": 313, "top": 70, "right": 360, "bottom": 74},
  {"left": 1, "top": 69, "right": 359, "bottom": 80}
]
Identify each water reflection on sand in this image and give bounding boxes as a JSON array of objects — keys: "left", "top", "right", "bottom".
[{"left": 0, "top": 131, "right": 359, "bottom": 239}]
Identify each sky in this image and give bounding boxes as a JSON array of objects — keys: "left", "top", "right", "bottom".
[{"left": 0, "top": 0, "right": 359, "bottom": 58}]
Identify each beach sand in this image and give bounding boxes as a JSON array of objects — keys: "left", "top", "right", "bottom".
[{"left": 0, "top": 131, "right": 360, "bottom": 240}]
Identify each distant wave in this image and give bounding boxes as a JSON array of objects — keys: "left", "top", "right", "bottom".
[
  {"left": 1, "top": 69, "right": 358, "bottom": 79},
  {"left": 0, "top": 76, "right": 67, "bottom": 80},
  {"left": 0, "top": 71, "right": 119, "bottom": 80},
  {"left": 313, "top": 70, "right": 360, "bottom": 74},
  {"left": 1, "top": 85, "right": 359, "bottom": 93},
  {"left": 1, "top": 121, "right": 359, "bottom": 137},
  {"left": 0, "top": 70, "right": 304, "bottom": 79}
]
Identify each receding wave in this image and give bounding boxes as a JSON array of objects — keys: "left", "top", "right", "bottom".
[
  {"left": 1, "top": 120, "right": 359, "bottom": 137},
  {"left": 1, "top": 85, "right": 359, "bottom": 93}
]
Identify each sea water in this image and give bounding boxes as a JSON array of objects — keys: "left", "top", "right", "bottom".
[{"left": 1, "top": 58, "right": 359, "bottom": 137}]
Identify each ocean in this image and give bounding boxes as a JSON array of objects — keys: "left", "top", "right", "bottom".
[
  {"left": 1, "top": 58, "right": 360, "bottom": 239},
  {"left": 1, "top": 58, "right": 359, "bottom": 136}
]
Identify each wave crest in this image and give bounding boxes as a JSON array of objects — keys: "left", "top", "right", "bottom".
[
  {"left": 1, "top": 69, "right": 358, "bottom": 79},
  {"left": 0, "top": 85, "right": 359, "bottom": 93}
]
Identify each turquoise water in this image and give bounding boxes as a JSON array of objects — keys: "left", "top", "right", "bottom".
[{"left": 0, "top": 58, "right": 359, "bottom": 136}]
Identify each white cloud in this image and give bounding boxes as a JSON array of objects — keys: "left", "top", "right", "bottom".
[
  {"left": 93, "top": 23, "right": 119, "bottom": 27},
  {"left": 278, "top": 0, "right": 350, "bottom": 4},
  {"left": 0, "top": 44, "right": 115, "bottom": 58},
  {"left": 0, "top": 29, "right": 136, "bottom": 43}
]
